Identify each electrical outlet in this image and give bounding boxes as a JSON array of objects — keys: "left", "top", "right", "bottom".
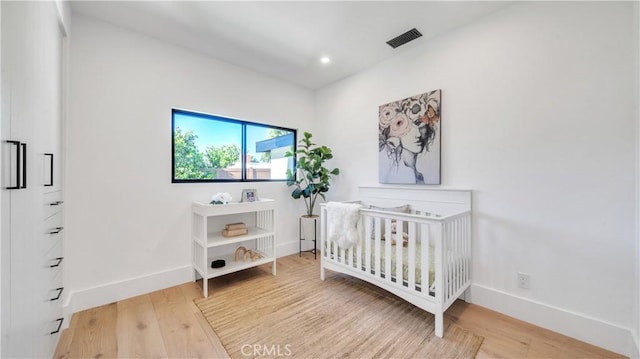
[{"left": 517, "top": 272, "right": 530, "bottom": 289}]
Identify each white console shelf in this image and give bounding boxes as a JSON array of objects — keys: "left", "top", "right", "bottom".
[{"left": 192, "top": 199, "right": 276, "bottom": 297}]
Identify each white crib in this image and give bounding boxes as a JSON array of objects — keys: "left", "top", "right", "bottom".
[{"left": 320, "top": 186, "right": 472, "bottom": 338}]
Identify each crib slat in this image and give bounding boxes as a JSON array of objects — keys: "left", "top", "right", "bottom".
[
  {"left": 355, "top": 240, "right": 361, "bottom": 270},
  {"left": 455, "top": 219, "right": 461, "bottom": 294},
  {"left": 459, "top": 217, "right": 464, "bottom": 290},
  {"left": 447, "top": 222, "right": 452, "bottom": 301},
  {"left": 384, "top": 218, "right": 392, "bottom": 283},
  {"left": 457, "top": 218, "right": 465, "bottom": 290},
  {"left": 457, "top": 219, "right": 462, "bottom": 293},
  {"left": 365, "top": 215, "right": 371, "bottom": 274},
  {"left": 462, "top": 216, "right": 466, "bottom": 284},
  {"left": 395, "top": 219, "right": 403, "bottom": 286},
  {"left": 326, "top": 233, "right": 331, "bottom": 259},
  {"left": 260, "top": 211, "right": 264, "bottom": 254},
  {"left": 421, "top": 224, "right": 429, "bottom": 294},
  {"left": 457, "top": 219, "right": 461, "bottom": 292},
  {"left": 442, "top": 223, "right": 447, "bottom": 300},
  {"left": 451, "top": 221, "right": 457, "bottom": 295},
  {"left": 357, "top": 215, "right": 363, "bottom": 271},
  {"left": 257, "top": 210, "right": 262, "bottom": 253},
  {"left": 408, "top": 222, "right": 416, "bottom": 290},
  {"left": 451, "top": 221, "right": 456, "bottom": 299},
  {"left": 451, "top": 222, "right": 456, "bottom": 299},
  {"left": 466, "top": 215, "right": 471, "bottom": 283},
  {"left": 374, "top": 217, "right": 381, "bottom": 277},
  {"left": 332, "top": 230, "right": 337, "bottom": 261},
  {"left": 435, "top": 223, "right": 444, "bottom": 303}
]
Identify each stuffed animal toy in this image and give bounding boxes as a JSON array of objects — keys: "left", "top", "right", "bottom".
[
  {"left": 234, "top": 246, "right": 263, "bottom": 262},
  {"left": 388, "top": 221, "right": 409, "bottom": 247},
  {"left": 234, "top": 246, "right": 247, "bottom": 261},
  {"left": 210, "top": 192, "right": 232, "bottom": 205}
]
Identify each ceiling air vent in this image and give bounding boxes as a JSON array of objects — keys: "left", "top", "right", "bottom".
[{"left": 386, "top": 28, "right": 422, "bottom": 49}]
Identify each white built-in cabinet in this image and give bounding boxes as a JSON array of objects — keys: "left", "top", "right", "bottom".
[
  {"left": 192, "top": 200, "right": 277, "bottom": 297},
  {"left": 1, "top": 1, "right": 66, "bottom": 357}
]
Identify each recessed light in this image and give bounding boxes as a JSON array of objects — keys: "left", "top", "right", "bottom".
[{"left": 320, "top": 56, "right": 331, "bottom": 64}]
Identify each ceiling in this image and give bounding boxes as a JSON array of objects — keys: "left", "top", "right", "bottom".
[{"left": 71, "top": 1, "right": 512, "bottom": 90}]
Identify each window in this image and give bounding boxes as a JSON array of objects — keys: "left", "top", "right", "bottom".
[{"left": 172, "top": 109, "right": 296, "bottom": 182}]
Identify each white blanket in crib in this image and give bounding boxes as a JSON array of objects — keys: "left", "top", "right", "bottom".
[{"left": 326, "top": 202, "right": 362, "bottom": 249}]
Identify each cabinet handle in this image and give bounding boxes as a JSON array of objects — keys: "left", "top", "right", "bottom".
[
  {"left": 20, "top": 143, "right": 26, "bottom": 188},
  {"left": 50, "top": 257, "right": 63, "bottom": 268},
  {"left": 5, "top": 140, "right": 20, "bottom": 190},
  {"left": 49, "top": 201, "right": 64, "bottom": 206},
  {"left": 50, "top": 317, "right": 64, "bottom": 335},
  {"left": 44, "top": 153, "right": 53, "bottom": 186},
  {"left": 50, "top": 287, "right": 64, "bottom": 301},
  {"left": 49, "top": 227, "right": 63, "bottom": 235}
]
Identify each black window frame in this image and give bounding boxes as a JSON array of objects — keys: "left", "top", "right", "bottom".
[{"left": 171, "top": 108, "right": 297, "bottom": 183}]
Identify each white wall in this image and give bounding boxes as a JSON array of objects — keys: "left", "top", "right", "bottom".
[
  {"left": 316, "top": 2, "right": 636, "bottom": 356},
  {"left": 66, "top": 14, "right": 315, "bottom": 313}
]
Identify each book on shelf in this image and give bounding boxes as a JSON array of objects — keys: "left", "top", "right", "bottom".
[{"left": 222, "top": 228, "right": 249, "bottom": 237}]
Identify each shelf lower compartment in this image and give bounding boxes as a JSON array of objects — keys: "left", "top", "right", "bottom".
[{"left": 201, "top": 252, "right": 274, "bottom": 279}]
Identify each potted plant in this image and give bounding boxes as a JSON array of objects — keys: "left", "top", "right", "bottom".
[{"left": 285, "top": 132, "right": 340, "bottom": 217}]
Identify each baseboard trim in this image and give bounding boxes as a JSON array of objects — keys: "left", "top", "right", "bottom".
[
  {"left": 64, "top": 241, "right": 304, "bottom": 316},
  {"left": 470, "top": 283, "right": 633, "bottom": 357},
  {"left": 278, "top": 239, "right": 315, "bottom": 258},
  {"left": 632, "top": 330, "right": 640, "bottom": 359},
  {"left": 64, "top": 265, "right": 193, "bottom": 315}
]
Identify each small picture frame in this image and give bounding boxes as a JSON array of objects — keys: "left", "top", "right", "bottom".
[{"left": 241, "top": 189, "right": 258, "bottom": 203}]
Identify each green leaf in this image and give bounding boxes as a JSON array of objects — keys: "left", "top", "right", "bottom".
[{"left": 292, "top": 188, "right": 302, "bottom": 199}]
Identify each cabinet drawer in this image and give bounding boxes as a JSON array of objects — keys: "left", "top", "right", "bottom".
[
  {"left": 43, "top": 191, "right": 63, "bottom": 219},
  {"left": 44, "top": 257, "right": 63, "bottom": 276},
  {"left": 42, "top": 212, "right": 63, "bottom": 253},
  {"left": 42, "top": 285, "right": 64, "bottom": 313},
  {"left": 42, "top": 151, "right": 62, "bottom": 194},
  {"left": 43, "top": 236, "right": 62, "bottom": 262},
  {"left": 42, "top": 231, "right": 62, "bottom": 257},
  {"left": 43, "top": 248, "right": 63, "bottom": 285},
  {"left": 43, "top": 259, "right": 63, "bottom": 289},
  {"left": 43, "top": 210, "right": 62, "bottom": 230},
  {"left": 41, "top": 267, "right": 63, "bottom": 319},
  {"left": 45, "top": 316, "right": 64, "bottom": 338}
]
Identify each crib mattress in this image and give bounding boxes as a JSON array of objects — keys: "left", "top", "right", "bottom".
[{"left": 329, "top": 241, "right": 435, "bottom": 291}]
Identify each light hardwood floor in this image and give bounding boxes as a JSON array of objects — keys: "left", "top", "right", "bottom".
[{"left": 54, "top": 254, "right": 624, "bottom": 359}]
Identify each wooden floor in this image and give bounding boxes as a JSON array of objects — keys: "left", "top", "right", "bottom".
[{"left": 55, "top": 254, "right": 624, "bottom": 359}]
